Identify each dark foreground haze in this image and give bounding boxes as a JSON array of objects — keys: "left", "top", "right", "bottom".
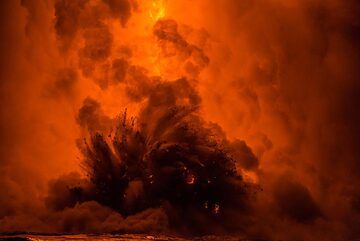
[
  {"left": 1, "top": 234, "right": 253, "bottom": 241},
  {"left": 2, "top": 234, "right": 247, "bottom": 241},
  {"left": 1, "top": 0, "right": 360, "bottom": 240}
]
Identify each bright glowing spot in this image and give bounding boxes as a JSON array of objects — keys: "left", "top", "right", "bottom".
[
  {"left": 149, "top": 0, "right": 166, "bottom": 21},
  {"left": 213, "top": 203, "right": 220, "bottom": 214},
  {"left": 186, "top": 173, "right": 196, "bottom": 185},
  {"left": 204, "top": 201, "right": 209, "bottom": 209},
  {"left": 242, "top": 170, "right": 259, "bottom": 184}
]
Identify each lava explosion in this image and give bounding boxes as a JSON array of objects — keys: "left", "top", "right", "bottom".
[
  {"left": 1, "top": 0, "right": 360, "bottom": 240},
  {"left": 70, "top": 78, "right": 257, "bottom": 234}
]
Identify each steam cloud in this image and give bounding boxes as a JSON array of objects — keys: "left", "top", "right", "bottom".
[{"left": 0, "top": 0, "right": 360, "bottom": 240}]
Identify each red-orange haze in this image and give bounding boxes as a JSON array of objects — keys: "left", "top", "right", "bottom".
[{"left": 0, "top": 0, "right": 360, "bottom": 240}]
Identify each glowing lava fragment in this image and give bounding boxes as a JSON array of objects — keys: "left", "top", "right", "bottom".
[
  {"left": 213, "top": 203, "right": 220, "bottom": 214},
  {"left": 186, "top": 173, "right": 196, "bottom": 185}
]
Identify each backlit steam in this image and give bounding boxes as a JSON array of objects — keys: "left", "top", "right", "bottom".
[{"left": 0, "top": 0, "right": 360, "bottom": 240}]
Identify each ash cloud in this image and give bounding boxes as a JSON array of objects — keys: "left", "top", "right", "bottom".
[
  {"left": 69, "top": 78, "right": 259, "bottom": 235},
  {"left": 111, "top": 58, "right": 129, "bottom": 84},
  {"left": 0, "top": 0, "right": 360, "bottom": 240},
  {"left": 77, "top": 97, "right": 113, "bottom": 133},
  {"left": 125, "top": 66, "right": 156, "bottom": 101},
  {"left": 54, "top": 0, "right": 135, "bottom": 90},
  {"left": 194, "top": 0, "right": 360, "bottom": 239},
  {"left": 45, "top": 68, "right": 78, "bottom": 98},
  {"left": 0, "top": 0, "right": 258, "bottom": 233},
  {"left": 102, "top": 0, "right": 132, "bottom": 26},
  {"left": 54, "top": 0, "right": 133, "bottom": 50},
  {"left": 54, "top": 0, "right": 89, "bottom": 51},
  {"left": 273, "top": 176, "right": 322, "bottom": 223},
  {"left": 154, "top": 19, "right": 210, "bottom": 79}
]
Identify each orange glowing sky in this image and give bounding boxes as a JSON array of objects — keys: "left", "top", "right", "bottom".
[{"left": 0, "top": 0, "right": 360, "bottom": 239}]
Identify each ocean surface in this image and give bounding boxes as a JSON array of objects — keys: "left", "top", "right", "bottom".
[{"left": 0, "top": 234, "right": 252, "bottom": 241}]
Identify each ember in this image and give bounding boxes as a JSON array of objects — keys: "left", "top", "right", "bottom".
[
  {"left": 213, "top": 204, "right": 220, "bottom": 215},
  {"left": 186, "top": 173, "right": 196, "bottom": 185}
]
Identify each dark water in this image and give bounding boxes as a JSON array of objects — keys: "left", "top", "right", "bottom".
[{"left": 0, "top": 234, "right": 251, "bottom": 241}]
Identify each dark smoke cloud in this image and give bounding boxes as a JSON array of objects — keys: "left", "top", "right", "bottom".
[
  {"left": 67, "top": 78, "right": 257, "bottom": 235},
  {"left": 154, "top": 19, "right": 210, "bottom": 79},
  {"left": 50, "top": 201, "right": 123, "bottom": 233},
  {"left": 273, "top": 175, "right": 322, "bottom": 223},
  {"left": 53, "top": 0, "right": 135, "bottom": 90},
  {"left": 225, "top": 140, "right": 258, "bottom": 171},
  {"left": 54, "top": 0, "right": 89, "bottom": 51},
  {"left": 77, "top": 97, "right": 113, "bottom": 133},
  {"left": 54, "top": 0, "right": 133, "bottom": 50},
  {"left": 1, "top": 0, "right": 360, "bottom": 240},
  {"left": 78, "top": 23, "right": 114, "bottom": 88},
  {"left": 101, "top": 0, "right": 132, "bottom": 26},
  {"left": 80, "top": 25, "right": 113, "bottom": 62},
  {"left": 111, "top": 58, "right": 129, "bottom": 83},
  {"left": 45, "top": 68, "right": 78, "bottom": 98},
  {"left": 125, "top": 65, "right": 157, "bottom": 101},
  {"left": 45, "top": 172, "right": 87, "bottom": 211},
  {"left": 192, "top": 0, "right": 360, "bottom": 239}
]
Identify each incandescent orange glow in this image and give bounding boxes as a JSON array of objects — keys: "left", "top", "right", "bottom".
[
  {"left": 186, "top": 173, "right": 196, "bottom": 185},
  {"left": 0, "top": 0, "right": 360, "bottom": 240},
  {"left": 149, "top": 0, "right": 166, "bottom": 22}
]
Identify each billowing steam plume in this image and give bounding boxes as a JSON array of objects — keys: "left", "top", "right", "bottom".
[{"left": 0, "top": 0, "right": 360, "bottom": 240}]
